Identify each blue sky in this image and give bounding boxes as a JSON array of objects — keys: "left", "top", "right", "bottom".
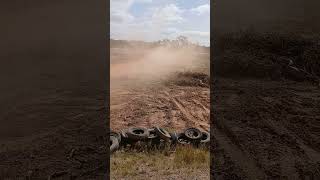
[{"left": 111, "top": 0, "right": 210, "bottom": 46}]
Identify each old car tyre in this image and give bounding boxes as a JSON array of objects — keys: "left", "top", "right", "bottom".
[
  {"left": 177, "top": 133, "right": 191, "bottom": 145},
  {"left": 170, "top": 132, "right": 178, "bottom": 143},
  {"left": 110, "top": 136, "right": 119, "bottom": 153},
  {"left": 120, "top": 129, "right": 132, "bottom": 145},
  {"left": 120, "top": 129, "right": 128, "bottom": 139},
  {"left": 169, "top": 132, "right": 178, "bottom": 148},
  {"left": 127, "top": 127, "right": 149, "bottom": 141},
  {"left": 155, "top": 126, "right": 171, "bottom": 141},
  {"left": 148, "top": 128, "right": 159, "bottom": 139},
  {"left": 110, "top": 131, "right": 121, "bottom": 144},
  {"left": 184, "top": 128, "right": 202, "bottom": 141},
  {"left": 200, "top": 131, "right": 210, "bottom": 143}
]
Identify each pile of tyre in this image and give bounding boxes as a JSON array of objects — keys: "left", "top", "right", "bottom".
[{"left": 110, "top": 126, "right": 210, "bottom": 153}]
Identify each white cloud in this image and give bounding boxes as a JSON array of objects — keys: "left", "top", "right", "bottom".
[
  {"left": 151, "top": 4, "right": 184, "bottom": 25},
  {"left": 110, "top": 0, "right": 135, "bottom": 23},
  {"left": 110, "top": 1, "right": 210, "bottom": 46},
  {"left": 191, "top": 4, "right": 210, "bottom": 15},
  {"left": 163, "top": 27, "right": 179, "bottom": 34},
  {"left": 110, "top": 0, "right": 154, "bottom": 23},
  {"left": 111, "top": 11, "right": 134, "bottom": 23}
]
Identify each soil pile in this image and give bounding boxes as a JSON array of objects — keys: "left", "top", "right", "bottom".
[
  {"left": 212, "top": 31, "right": 320, "bottom": 179},
  {"left": 213, "top": 31, "right": 320, "bottom": 82}
]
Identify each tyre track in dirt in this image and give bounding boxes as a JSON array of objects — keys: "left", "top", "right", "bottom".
[
  {"left": 212, "top": 85, "right": 266, "bottom": 180},
  {"left": 212, "top": 78, "right": 320, "bottom": 179},
  {"left": 172, "top": 96, "right": 209, "bottom": 131},
  {"left": 213, "top": 127, "right": 266, "bottom": 180},
  {"left": 110, "top": 84, "right": 210, "bottom": 132},
  {"left": 163, "top": 89, "right": 208, "bottom": 130}
]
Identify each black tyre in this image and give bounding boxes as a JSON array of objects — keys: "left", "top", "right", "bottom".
[
  {"left": 120, "top": 129, "right": 128, "bottom": 139},
  {"left": 170, "top": 132, "right": 178, "bottom": 143},
  {"left": 110, "top": 131, "right": 121, "bottom": 144},
  {"left": 177, "top": 133, "right": 191, "bottom": 145},
  {"left": 200, "top": 131, "right": 210, "bottom": 144},
  {"left": 127, "top": 127, "right": 149, "bottom": 141},
  {"left": 184, "top": 128, "right": 202, "bottom": 141},
  {"left": 110, "top": 136, "right": 119, "bottom": 153},
  {"left": 148, "top": 128, "right": 159, "bottom": 139},
  {"left": 155, "top": 127, "right": 171, "bottom": 141},
  {"left": 119, "top": 129, "right": 132, "bottom": 145},
  {"left": 169, "top": 132, "right": 178, "bottom": 148}
]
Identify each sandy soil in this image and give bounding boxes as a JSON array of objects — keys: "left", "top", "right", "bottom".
[
  {"left": 111, "top": 84, "right": 209, "bottom": 132},
  {"left": 212, "top": 78, "right": 320, "bottom": 179}
]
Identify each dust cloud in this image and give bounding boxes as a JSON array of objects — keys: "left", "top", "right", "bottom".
[{"left": 110, "top": 46, "right": 201, "bottom": 88}]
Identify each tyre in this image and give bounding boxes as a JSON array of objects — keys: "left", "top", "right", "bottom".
[
  {"left": 110, "top": 131, "right": 121, "bottom": 144},
  {"left": 119, "top": 129, "right": 132, "bottom": 145},
  {"left": 177, "top": 133, "right": 191, "bottom": 145},
  {"left": 148, "top": 128, "right": 159, "bottom": 139},
  {"left": 110, "top": 135, "right": 119, "bottom": 153},
  {"left": 154, "top": 127, "right": 171, "bottom": 141},
  {"left": 184, "top": 128, "right": 202, "bottom": 141},
  {"left": 127, "top": 127, "right": 149, "bottom": 141},
  {"left": 170, "top": 132, "right": 178, "bottom": 142},
  {"left": 169, "top": 132, "right": 178, "bottom": 148},
  {"left": 200, "top": 131, "right": 210, "bottom": 144},
  {"left": 120, "top": 129, "right": 128, "bottom": 139}
]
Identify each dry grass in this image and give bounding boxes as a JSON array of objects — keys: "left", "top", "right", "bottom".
[
  {"left": 110, "top": 145, "right": 209, "bottom": 179},
  {"left": 174, "top": 146, "right": 210, "bottom": 168}
]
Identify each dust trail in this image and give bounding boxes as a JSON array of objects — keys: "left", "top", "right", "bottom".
[{"left": 110, "top": 46, "right": 201, "bottom": 88}]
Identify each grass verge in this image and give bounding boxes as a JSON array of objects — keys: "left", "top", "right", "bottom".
[{"left": 110, "top": 145, "right": 209, "bottom": 179}]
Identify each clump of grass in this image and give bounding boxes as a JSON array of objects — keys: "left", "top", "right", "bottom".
[
  {"left": 111, "top": 152, "right": 142, "bottom": 176},
  {"left": 174, "top": 145, "right": 210, "bottom": 168}
]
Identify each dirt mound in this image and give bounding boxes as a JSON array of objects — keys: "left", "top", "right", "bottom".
[
  {"left": 213, "top": 31, "right": 320, "bottom": 81},
  {"left": 165, "top": 71, "right": 209, "bottom": 87}
]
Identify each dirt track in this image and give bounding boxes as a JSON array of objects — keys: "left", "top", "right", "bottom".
[
  {"left": 110, "top": 47, "right": 210, "bottom": 132},
  {"left": 111, "top": 83, "right": 209, "bottom": 132},
  {"left": 212, "top": 78, "right": 320, "bottom": 179}
]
